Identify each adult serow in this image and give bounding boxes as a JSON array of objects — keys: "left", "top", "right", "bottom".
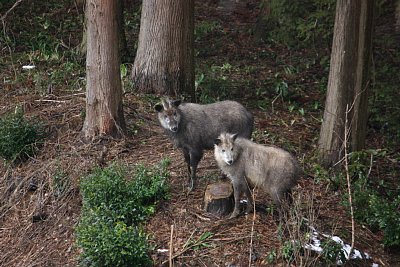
[
  {"left": 155, "top": 98, "right": 253, "bottom": 191},
  {"left": 214, "top": 133, "right": 300, "bottom": 219}
]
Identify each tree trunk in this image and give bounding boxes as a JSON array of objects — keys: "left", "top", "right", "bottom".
[
  {"left": 117, "top": 0, "right": 130, "bottom": 62},
  {"left": 131, "top": 0, "right": 195, "bottom": 100},
  {"left": 82, "top": 0, "right": 126, "bottom": 139},
  {"left": 204, "top": 182, "right": 234, "bottom": 217},
  {"left": 79, "top": 0, "right": 128, "bottom": 62},
  {"left": 318, "top": 0, "right": 374, "bottom": 167},
  {"left": 351, "top": 0, "right": 375, "bottom": 151},
  {"left": 77, "top": 0, "right": 87, "bottom": 56}
]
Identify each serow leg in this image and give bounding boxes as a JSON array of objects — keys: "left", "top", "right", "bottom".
[
  {"left": 187, "top": 150, "right": 203, "bottom": 192},
  {"left": 230, "top": 179, "right": 242, "bottom": 218}
]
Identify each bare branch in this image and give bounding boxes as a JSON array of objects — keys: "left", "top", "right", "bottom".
[
  {"left": 248, "top": 188, "right": 256, "bottom": 267},
  {"left": 344, "top": 104, "right": 355, "bottom": 259},
  {"left": 169, "top": 224, "right": 174, "bottom": 267},
  {"left": 0, "top": 0, "right": 24, "bottom": 22}
]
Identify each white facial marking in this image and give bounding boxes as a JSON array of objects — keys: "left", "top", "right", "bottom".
[{"left": 223, "top": 149, "right": 234, "bottom": 165}]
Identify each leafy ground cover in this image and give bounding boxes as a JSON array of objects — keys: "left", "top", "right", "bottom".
[{"left": 0, "top": 0, "right": 399, "bottom": 266}]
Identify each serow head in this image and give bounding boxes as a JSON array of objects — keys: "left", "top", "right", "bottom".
[
  {"left": 155, "top": 98, "right": 182, "bottom": 133},
  {"left": 214, "top": 133, "right": 238, "bottom": 165}
]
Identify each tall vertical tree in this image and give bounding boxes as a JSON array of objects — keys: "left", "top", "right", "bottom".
[
  {"left": 78, "top": 0, "right": 128, "bottom": 60},
  {"left": 82, "top": 0, "right": 126, "bottom": 139},
  {"left": 318, "top": 0, "right": 375, "bottom": 167},
  {"left": 132, "top": 0, "right": 195, "bottom": 99}
]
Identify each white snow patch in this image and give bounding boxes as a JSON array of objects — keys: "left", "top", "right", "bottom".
[
  {"left": 22, "top": 65, "right": 35, "bottom": 70},
  {"left": 304, "top": 225, "right": 378, "bottom": 266}
]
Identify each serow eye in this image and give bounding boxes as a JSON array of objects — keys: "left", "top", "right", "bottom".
[
  {"left": 231, "top": 148, "right": 233, "bottom": 151},
  {"left": 222, "top": 149, "right": 225, "bottom": 153}
]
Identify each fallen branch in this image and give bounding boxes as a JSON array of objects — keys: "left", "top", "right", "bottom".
[
  {"left": 34, "top": 99, "right": 67, "bottom": 104},
  {"left": 162, "top": 229, "right": 213, "bottom": 265},
  {"left": 189, "top": 211, "right": 212, "bottom": 221},
  {"left": 1, "top": 0, "right": 24, "bottom": 22}
]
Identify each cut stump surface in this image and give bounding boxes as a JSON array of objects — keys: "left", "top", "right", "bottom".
[{"left": 204, "top": 181, "right": 234, "bottom": 217}]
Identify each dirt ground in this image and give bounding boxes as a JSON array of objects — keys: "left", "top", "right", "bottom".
[
  {"left": 0, "top": 92, "right": 395, "bottom": 266},
  {"left": 1, "top": 0, "right": 399, "bottom": 266}
]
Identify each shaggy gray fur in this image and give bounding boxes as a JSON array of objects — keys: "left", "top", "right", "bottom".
[
  {"left": 155, "top": 98, "right": 253, "bottom": 190},
  {"left": 214, "top": 133, "right": 300, "bottom": 218}
]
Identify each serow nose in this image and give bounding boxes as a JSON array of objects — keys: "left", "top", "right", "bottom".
[
  {"left": 171, "top": 126, "right": 178, "bottom": 132},
  {"left": 227, "top": 160, "right": 233, "bottom": 165}
]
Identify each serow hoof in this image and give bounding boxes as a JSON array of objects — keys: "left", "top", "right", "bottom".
[{"left": 229, "top": 211, "right": 240, "bottom": 219}]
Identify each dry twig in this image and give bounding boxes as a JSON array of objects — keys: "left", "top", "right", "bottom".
[
  {"left": 169, "top": 224, "right": 174, "bottom": 267},
  {"left": 248, "top": 188, "right": 256, "bottom": 267},
  {"left": 1, "top": 0, "right": 24, "bottom": 22},
  {"left": 344, "top": 104, "right": 355, "bottom": 258}
]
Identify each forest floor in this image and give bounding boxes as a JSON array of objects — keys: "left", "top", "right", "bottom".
[{"left": 0, "top": 0, "right": 399, "bottom": 266}]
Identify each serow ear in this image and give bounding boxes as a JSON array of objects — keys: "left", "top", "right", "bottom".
[
  {"left": 172, "top": 100, "right": 181, "bottom": 107},
  {"left": 154, "top": 104, "right": 163, "bottom": 112},
  {"left": 232, "top": 133, "right": 238, "bottom": 141},
  {"left": 214, "top": 138, "right": 221, "bottom": 146}
]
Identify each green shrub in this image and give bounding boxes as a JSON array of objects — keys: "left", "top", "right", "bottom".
[
  {"left": 195, "top": 64, "right": 236, "bottom": 103},
  {"left": 76, "top": 160, "right": 170, "bottom": 267},
  {"left": 77, "top": 212, "right": 152, "bottom": 267},
  {"left": 260, "top": 0, "right": 335, "bottom": 48},
  {"left": 342, "top": 150, "right": 400, "bottom": 248},
  {"left": 280, "top": 240, "right": 296, "bottom": 262},
  {"left": 369, "top": 48, "right": 400, "bottom": 144},
  {"left": 320, "top": 239, "right": 346, "bottom": 265},
  {"left": 367, "top": 194, "right": 400, "bottom": 248},
  {"left": 130, "top": 160, "right": 170, "bottom": 206},
  {"left": 195, "top": 20, "right": 222, "bottom": 42},
  {"left": 0, "top": 108, "right": 43, "bottom": 162}
]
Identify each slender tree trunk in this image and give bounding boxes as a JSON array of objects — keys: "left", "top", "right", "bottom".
[
  {"left": 117, "top": 0, "right": 130, "bottom": 62},
  {"left": 351, "top": 0, "right": 375, "bottom": 151},
  {"left": 132, "top": 0, "right": 195, "bottom": 100},
  {"left": 318, "top": 0, "right": 374, "bottom": 167},
  {"left": 82, "top": 0, "right": 126, "bottom": 139},
  {"left": 396, "top": 0, "right": 400, "bottom": 34},
  {"left": 77, "top": 0, "right": 87, "bottom": 56}
]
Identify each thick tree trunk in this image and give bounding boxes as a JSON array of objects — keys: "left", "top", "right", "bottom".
[
  {"left": 132, "top": 0, "right": 195, "bottom": 100},
  {"left": 318, "top": 0, "right": 374, "bottom": 167},
  {"left": 82, "top": 0, "right": 126, "bottom": 139},
  {"left": 79, "top": 0, "right": 128, "bottom": 61}
]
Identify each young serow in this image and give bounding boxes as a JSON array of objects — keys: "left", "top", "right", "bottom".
[
  {"left": 155, "top": 98, "right": 253, "bottom": 191},
  {"left": 214, "top": 133, "right": 300, "bottom": 218}
]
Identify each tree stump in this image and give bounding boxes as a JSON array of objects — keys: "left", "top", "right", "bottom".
[{"left": 204, "top": 181, "right": 234, "bottom": 217}]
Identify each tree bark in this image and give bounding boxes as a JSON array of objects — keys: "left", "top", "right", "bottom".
[
  {"left": 79, "top": 0, "right": 128, "bottom": 62},
  {"left": 131, "top": 0, "right": 195, "bottom": 100},
  {"left": 117, "top": 0, "right": 130, "bottom": 62},
  {"left": 204, "top": 182, "right": 234, "bottom": 217},
  {"left": 351, "top": 0, "right": 375, "bottom": 151},
  {"left": 82, "top": 0, "right": 126, "bottom": 139},
  {"left": 318, "top": 0, "right": 374, "bottom": 167},
  {"left": 77, "top": 0, "right": 87, "bottom": 57}
]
